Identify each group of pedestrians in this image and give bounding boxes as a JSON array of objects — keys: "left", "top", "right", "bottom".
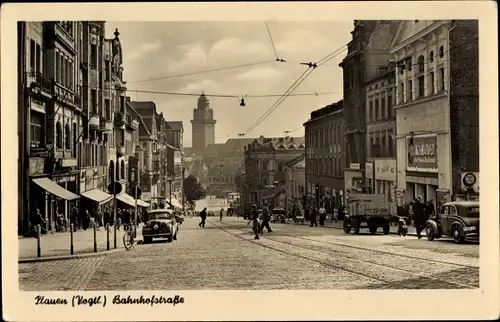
[
  {"left": 246, "top": 204, "right": 273, "bottom": 240},
  {"left": 305, "top": 205, "right": 340, "bottom": 227}
]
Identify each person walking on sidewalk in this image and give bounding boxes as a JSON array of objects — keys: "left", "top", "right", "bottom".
[
  {"left": 319, "top": 205, "right": 327, "bottom": 226},
  {"left": 31, "top": 208, "right": 46, "bottom": 235},
  {"left": 220, "top": 207, "right": 224, "bottom": 221},
  {"left": 413, "top": 196, "right": 427, "bottom": 239},
  {"left": 309, "top": 207, "right": 318, "bottom": 227},
  {"left": 199, "top": 207, "right": 207, "bottom": 228},
  {"left": 247, "top": 204, "right": 260, "bottom": 240}
]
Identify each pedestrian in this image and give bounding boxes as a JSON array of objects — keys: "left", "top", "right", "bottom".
[
  {"left": 116, "top": 209, "right": 122, "bottom": 230},
  {"left": 199, "top": 207, "right": 207, "bottom": 228},
  {"left": 260, "top": 204, "right": 273, "bottom": 233},
  {"left": 413, "top": 196, "right": 427, "bottom": 239},
  {"left": 220, "top": 207, "right": 224, "bottom": 221},
  {"left": 83, "top": 209, "right": 91, "bottom": 230},
  {"left": 408, "top": 201, "right": 415, "bottom": 226},
  {"left": 103, "top": 208, "right": 110, "bottom": 228},
  {"left": 31, "top": 208, "right": 46, "bottom": 235},
  {"left": 310, "top": 207, "right": 318, "bottom": 227},
  {"left": 426, "top": 199, "right": 436, "bottom": 219},
  {"left": 247, "top": 204, "right": 260, "bottom": 240},
  {"left": 71, "top": 206, "right": 78, "bottom": 231},
  {"left": 122, "top": 208, "right": 131, "bottom": 229},
  {"left": 319, "top": 205, "right": 327, "bottom": 226}
]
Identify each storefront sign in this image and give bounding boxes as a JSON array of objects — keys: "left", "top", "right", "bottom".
[
  {"left": 349, "top": 163, "right": 360, "bottom": 170},
  {"left": 407, "top": 134, "right": 438, "bottom": 172},
  {"left": 374, "top": 159, "right": 397, "bottom": 182},
  {"left": 365, "top": 162, "right": 374, "bottom": 181},
  {"left": 30, "top": 143, "right": 53, "bottom": 158},
  {"left": 29, "top": 158, "right": 45, "bottom": 176},
  {"left": 85, "top": 169, "right": 95, "bottom": 191}
]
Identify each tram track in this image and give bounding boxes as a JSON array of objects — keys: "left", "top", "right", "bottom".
[{"left": 209, "top": 220, "right": 478, "bottom": 289}]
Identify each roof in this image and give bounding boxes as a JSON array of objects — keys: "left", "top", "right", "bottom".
[
  {"left": 129, "top": 101, "right": 156, "bottom": 137},
  {"left": 166, "top": 121, "right": 184, "bottom": 132},
  {"left": 283, "top": 153, "right": 305, "bottom": 168},
  {"left": 126, "top": 102, "right": 151, "bottom": 138},
  {"left": 203, "top": 138, "right": 257, "bottom": 157},
  {"left": 304, "top": 100, "right": 343, "bottom": 125},
  {"left": 246, "top": 136, "right": 305, "bottom": 151}
]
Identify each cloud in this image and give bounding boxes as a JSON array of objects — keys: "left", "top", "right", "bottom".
[
  {"left": 236, "top": 66, "right": 287, "bottom": 81},
  {"left": 275, "top": 29, "right": 331, "bottom": 60},
  {"left": 208, "top": 37, "right": 271, "bottom": 63},
  {"left": 168, "top": 44, "right": 208, "bottom": 73},
  {"left": 126, "top": 40, "right": 162, "bottom": 61},
  {"left": 179, "top": 79, "right": 221, "bottom": 94}
]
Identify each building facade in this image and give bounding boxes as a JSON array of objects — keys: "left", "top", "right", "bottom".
[
  {"left": 166, "top": 121, "right": 184, "bottom": 207},
  {"left": 391, "top": 20, "right": 479, "bottom": 210},
  {"left": 304, "top": 100, "right": 345, "bottom": 209},
  {"left": 365, "top": 64, "right": 397, "bottom": 201},
  {"left": 191, "top": 93, "right": 216, "bottom": 153},
  {"left": 243, "top": 136, "right": 304, "bottom": 205},
  {"left": 283, "top": 154, "right": 306, "bottom": 209},
  {"left": 339, "top": 20, "right": 400, "bottom": 197}
]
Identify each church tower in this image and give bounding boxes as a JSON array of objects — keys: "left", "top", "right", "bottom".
[{"left": 191, "top": 92, "right": 216, "bottom": 153}]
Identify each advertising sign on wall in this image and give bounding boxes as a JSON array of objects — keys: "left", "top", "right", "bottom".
[
  {"left": 406, "top": 134, "right": 438, "bottom": 172},
  {"left": 374, "top": 159, "right": 397, "bottom": 182},
  {"left": 365, "top": 162, "right": 374, "bottom": 181}
]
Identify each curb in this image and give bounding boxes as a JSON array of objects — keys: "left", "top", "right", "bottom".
[{"left": 18, "top": 248, "right": 126, "bottom": 264}]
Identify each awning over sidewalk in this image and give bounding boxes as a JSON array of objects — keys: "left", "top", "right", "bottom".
[
  {"left": 81, "top": 189, "right": 112, "bottom": 204},
  {"left": 167, "top": 198, "right": 182, "bottom": 209},
  {"left": 117, "top": 192, "right": 150, "bottom": 208},
  {"left": 32, "top": 178, "right": 79, "bottom": 201}
]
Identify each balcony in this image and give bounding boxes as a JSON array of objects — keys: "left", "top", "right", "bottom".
[
  {"left": 114, "top": 111, "right": 126, "bottom": 128},
  {"left": 27, "top": 71, "right": 52, "bottom": 97},
  {"left": 89, "top": 113, "right": 100, "bottom": 131},
  {"left": 126, "top": 115, "right": 139, "bottom": 131},
  {"left": 116, "top": 145, "right": 126, "bottom": 157},
  {"left": 99, "top": 119, "right": 113, "bottom": 132}
]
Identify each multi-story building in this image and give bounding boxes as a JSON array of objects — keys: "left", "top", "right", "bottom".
[
  {"left": 365, "top": 63, "right": 397, "bottom": 201},
  {"left": 191, "top": 92, "right": 216, "bottom": 154},
  {"left": 339, "top": 20, "right": 400, "bottom": 197},
  {"left": 391, "top": 20, "right": 479, "bottom": 209},
  {"left": 165, "top": 121, "right": 184, "bottom": 206},
  {"left": 283, "top": 154, "right": 306, "bottom": 210},
  {"left": 129, "top": 100, "right": 159, "bottom": 206},
  {"left": 154, "top": 112, "right": 168, "bottom": 203},
  {"left": 243, "top": 136, "right": 304, "bottom": 206},
  {"left": 303, "top": 100, "right": 345, "bottom": 210}
]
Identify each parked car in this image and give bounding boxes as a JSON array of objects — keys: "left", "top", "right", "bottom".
[
  {"left": 207, "top": 210, "right": 215, "bottom": 217},
  {"left": 142, "top": 209, "right": 180, "bottom": 244},
  {"left": 425, "top": 201, "right": 479, "bottom": 244}
]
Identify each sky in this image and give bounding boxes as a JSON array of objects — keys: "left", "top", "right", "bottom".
[{"left": 105, "top": 21, "right": 354, "bottom": 147}]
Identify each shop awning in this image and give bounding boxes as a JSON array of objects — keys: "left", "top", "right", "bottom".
[
  {"left": 33, "top": 178, "right": 80, "bottom": 201},
  {"left": 167, "top": 198, "right": 182, "bottom": 209},
  {"left": 81, "top": 189, "right": 112, "bottom": 204},
  {"left": 117, "top": 192, "right": 150, "bottom": 208}
]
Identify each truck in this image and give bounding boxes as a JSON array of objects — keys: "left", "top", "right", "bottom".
[{"left": 343, "top": 194, "right": 399, "bottom": 235}]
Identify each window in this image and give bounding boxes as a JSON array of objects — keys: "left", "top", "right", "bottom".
[
  {"left": 91, "top": 89, "right": 97, "bottom": 114},
  {"left": 56, "top": 121, "right": 62, "bottom": 148},
  {"left": 387, "top": 95, "right": 393, "bottom": 117},
  {"left": 399, "top": 83, "right": 404, "bottom": 104},
  {"left": 439, "top": 68, "right": 445, "bottom": 91},
  {"left": 120, "top": 96, "right": 125, "bottom": 113},
  {"left": 429, "top": 51, "right": 434, "bottom": 63},
  {"left": 59, "top": 55, "right": 64, "bottom": 84},
  {"left": 374, "top": 99, "right": 379, "bottom": 121},
  {"left": 30, "top": 112, "right": 44, "bottom": 144},
  {"left": 381, "top": 97, "right": 386, "bottom": 119},
  {"left": 90, "top": 44, "right": 97, "bottom": 69},
  {"left": 69, "top": 60, "right": 73, "bottom": 90},
  {"left": 64, "top": 58, "right": 69, "bottom": 87},
  {"left": 36, "top": 43, "right": 42, "bottom": 74},
  {"left": 406, "top": 58, "right": 412, "bottom": 71},
  {"left": 105, "top": 99, "right": 111, "bottom": 120},
  {"left": 439, "top": 46, "right": 444, "bottom": 58},
  {"left": 55, "top": 53, "right": 61, "bottom": 83},
  {"left": 388, "top": 134, "right": 394, "bottom": 157},
  {"left": 368, "top": 101, "right": 373, "bottom": 122},
  {"left": 60, "top": 21, "right": 73, "bottom": 37},
  {"left": 430, "top": 72, "right": 435, "bottom": 94},
  {"left": 65, "top": 123, "right": 71, "bottom": 149},
  {"left": 418, "top": 75, "right": 425, "bottom": 97},
  {"left": 407, "top": 80, "right": 413, "bottom": 100},
  {"left": 105, "top": 61, "right": 110, "bottom": 81},
  {"left": 121, "top": 160, "right": 125, "bottom": 179},
  {"left": 29, "top": 40, "right": 35, "bottom": 71},
  {"left": 381, "top": 135, "right": 386, "bottom": 157},
  {"left": 417, "top": 55, "right": 425, "bottom": 73}
]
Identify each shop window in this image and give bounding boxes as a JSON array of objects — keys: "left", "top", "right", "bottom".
[
  {"left": 65, "top": 123, "right": 71, "bottom": 149},
  {"left": 30, "top": 112, "right": 44, "bottom": 145},
  {"left": 417, "top": 55, "right": 425, "bottom": 73},
  {"left": 56, "top": 121, "right": 62, "bottom": 148},
  {"left": 418, "top": 75, "right": 425, "bottom": 97}
]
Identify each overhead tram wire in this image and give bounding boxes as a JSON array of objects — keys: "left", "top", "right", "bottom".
[
  {"left": 265, "top": 21, "right": 282, "bottom": 62},
  {"left": 125, "top": 88, "right": 342, "bottom": 98},
  {"left": 128, "top": 60, "right": 276, "bottom": 84}
]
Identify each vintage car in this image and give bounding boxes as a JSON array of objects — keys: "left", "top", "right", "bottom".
[
  {"left": 141, "top": 209, "right": 180, "bottom": 244},
  {"left": 425, "top": 201, "right": 479, "bottom": 244},
  {"left": 271, "top": 207, "right": 287, "bottom": 223}
]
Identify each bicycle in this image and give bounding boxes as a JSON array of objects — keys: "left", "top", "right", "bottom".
[{"left": 123, "top": 222, "right": 137, "bottom": 250}]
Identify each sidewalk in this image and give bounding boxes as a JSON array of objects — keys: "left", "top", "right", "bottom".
[
  {"left": 283, "top": 218, "right": 418, "bottom": 236},
  {"left": 18, "top": 225, "right": 143, "bottom": 260}
]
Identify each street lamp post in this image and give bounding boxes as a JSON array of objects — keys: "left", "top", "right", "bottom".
[{"left": 168, "top": 177, "right": 173, "bottom": 206}]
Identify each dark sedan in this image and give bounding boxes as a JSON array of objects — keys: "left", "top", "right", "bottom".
[
  {"left": 425, "top": 201, "right": 479, "bottom": 243},
  {"left": 142, "top": 209, "right": 180, "bottom": 244}
]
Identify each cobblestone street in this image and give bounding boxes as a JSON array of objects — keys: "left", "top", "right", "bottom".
[{"left": 19, "top": 216, "right": 479, "bottom": 291}]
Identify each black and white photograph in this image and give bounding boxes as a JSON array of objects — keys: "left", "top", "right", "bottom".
[{"left": 2, "top": 2, "right": 498, "bottom": 321}]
